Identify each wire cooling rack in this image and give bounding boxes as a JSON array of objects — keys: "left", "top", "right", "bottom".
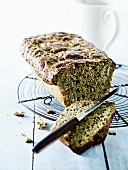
[{"left": 17, "top": 64, "right": 128, "bottom": 128}]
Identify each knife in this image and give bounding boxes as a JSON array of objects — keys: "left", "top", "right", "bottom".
[{"left": 33, "top": 86, "right": 119, "bottom": 154}]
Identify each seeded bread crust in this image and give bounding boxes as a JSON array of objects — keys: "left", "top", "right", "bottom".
[
  {"left": 20, "top": 32, "right": 114, "bottom": 84},
  {"left": 20, "top": 32, "right": 116, "bottom": 106},
  {"left": 51, "top": 100, "right": 115, "bottom": 154}
]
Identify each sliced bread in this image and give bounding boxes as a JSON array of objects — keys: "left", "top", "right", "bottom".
[{"left": 51, "top": 100, "right": 115, "bottom": 154}]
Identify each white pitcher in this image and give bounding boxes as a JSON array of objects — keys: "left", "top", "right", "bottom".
[{"left": 71, "top": 0, "right": 119, "bottom": 52}]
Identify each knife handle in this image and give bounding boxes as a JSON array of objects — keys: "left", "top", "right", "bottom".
[{"left": 33, "top": 117, "right": 79, "bottom": 153}]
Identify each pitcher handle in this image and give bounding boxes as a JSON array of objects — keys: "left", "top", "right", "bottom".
[{"left": 102, "top": 11, "right": 119, "bottom": 52}]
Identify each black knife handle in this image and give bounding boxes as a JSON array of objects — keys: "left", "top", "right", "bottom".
[{"left": 32, "top": 117, "right": 79, "bottom": 153}]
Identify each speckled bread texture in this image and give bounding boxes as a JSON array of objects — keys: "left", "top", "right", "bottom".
[
  {"left": 20, "top": 32, "right": 116, "bottom": 106},
  {"left": 51, "top": 100, "right": 115, "bottom": 154}
]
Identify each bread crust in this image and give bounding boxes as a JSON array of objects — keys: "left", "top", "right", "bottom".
[
  {"left": 20, "top": 32, "right": 116, "bottom": 85},
  {"left": 37, "top": 74, "right": 67, "bottom": 106}
]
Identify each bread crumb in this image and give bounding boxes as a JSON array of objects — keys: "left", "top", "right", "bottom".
[
  {"left": 21, "top": 133, "right": 32, "bottom": 143},
  {"left": 21, "top": 132, "right": 26, "bottom": 137},
  {"left": 37, "top": 121, "right": 47, "bottom": 130},
  {"left": 14, "top": 111, "right": 24, "bottom": 117},
  {"left": 108, "top": 130, "right": 116, "bottom": 135},
  {"left": 26, "top": 138, "right": 33, "bottom": 143},
  {"left": 47, "top": 109, "right": 56, "bottom": 115}
]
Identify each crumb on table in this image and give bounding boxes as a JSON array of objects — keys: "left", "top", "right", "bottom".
[
  {"left": 26, "top": 138, "right": 33, "bottom": 143},
  {"left": 13, "top": 111, "right": 24, "bottom": 117},
  {"left": 37, "top": 121, "right": 47, "bottom": 130},
  {"left": 108, "top": 130, "right": 116, "bottom": 135},
  {"left": 21, "top": 132, "right": 26, "bottom": 137},
  {"left": 47, "top": 109, "right": 56, "bottom": 115}
]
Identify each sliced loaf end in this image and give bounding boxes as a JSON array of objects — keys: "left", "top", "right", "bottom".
[{"left": 51, "top": 100, "right": 115, "bottom": 154}]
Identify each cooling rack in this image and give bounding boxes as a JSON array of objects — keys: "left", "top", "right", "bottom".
[{"left": 17, "top": 64, "right": 128, "bottom": 128}]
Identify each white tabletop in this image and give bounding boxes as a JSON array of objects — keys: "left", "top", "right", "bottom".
[{"left": 0, "top": 0, "right": 128, "bottom": 170}]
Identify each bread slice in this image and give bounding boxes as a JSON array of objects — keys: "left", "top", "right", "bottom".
[
  {"left": 20, "top": 32, "right": 116, "bottom": 106},
  {"left": 51, "top": 100, "right": 115, "bottom": 154}
]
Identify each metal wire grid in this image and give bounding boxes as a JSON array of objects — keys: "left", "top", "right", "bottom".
[
  {"left": 17, "top": 74, "right": 65, "bottom": 121},
  {"left": 17, "top": 64, "right": 128, "bottom": 128}
]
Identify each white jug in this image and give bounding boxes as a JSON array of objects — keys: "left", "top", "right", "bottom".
[{"left": 71, "top": 0, "right": 119, "bottom": 52}]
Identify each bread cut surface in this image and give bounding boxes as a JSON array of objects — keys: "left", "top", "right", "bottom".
[
  {"left": 21, "top": 32, "right": 116, "bottom": 106},
  {"left": 51, "top": 100, "right": 115, "bottom": 154}
]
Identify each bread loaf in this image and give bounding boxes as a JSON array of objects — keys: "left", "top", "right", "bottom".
[
  {"left": 51, "top": 100, "right": 115, "bottom": 154},
  {"left": 20, "top": 32, "right": 116, "bottom": 106}
]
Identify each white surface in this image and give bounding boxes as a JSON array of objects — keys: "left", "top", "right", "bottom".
[
  {"left": 104, "top": 128, "right": 128, "bottom": 170},
  {"left": 0, "top": 0, "right": 128, "bottom": 170}
]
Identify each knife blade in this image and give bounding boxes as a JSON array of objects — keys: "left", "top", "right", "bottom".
[{"left": 33, "top": 86, "right": 119, "bottom": 154}]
